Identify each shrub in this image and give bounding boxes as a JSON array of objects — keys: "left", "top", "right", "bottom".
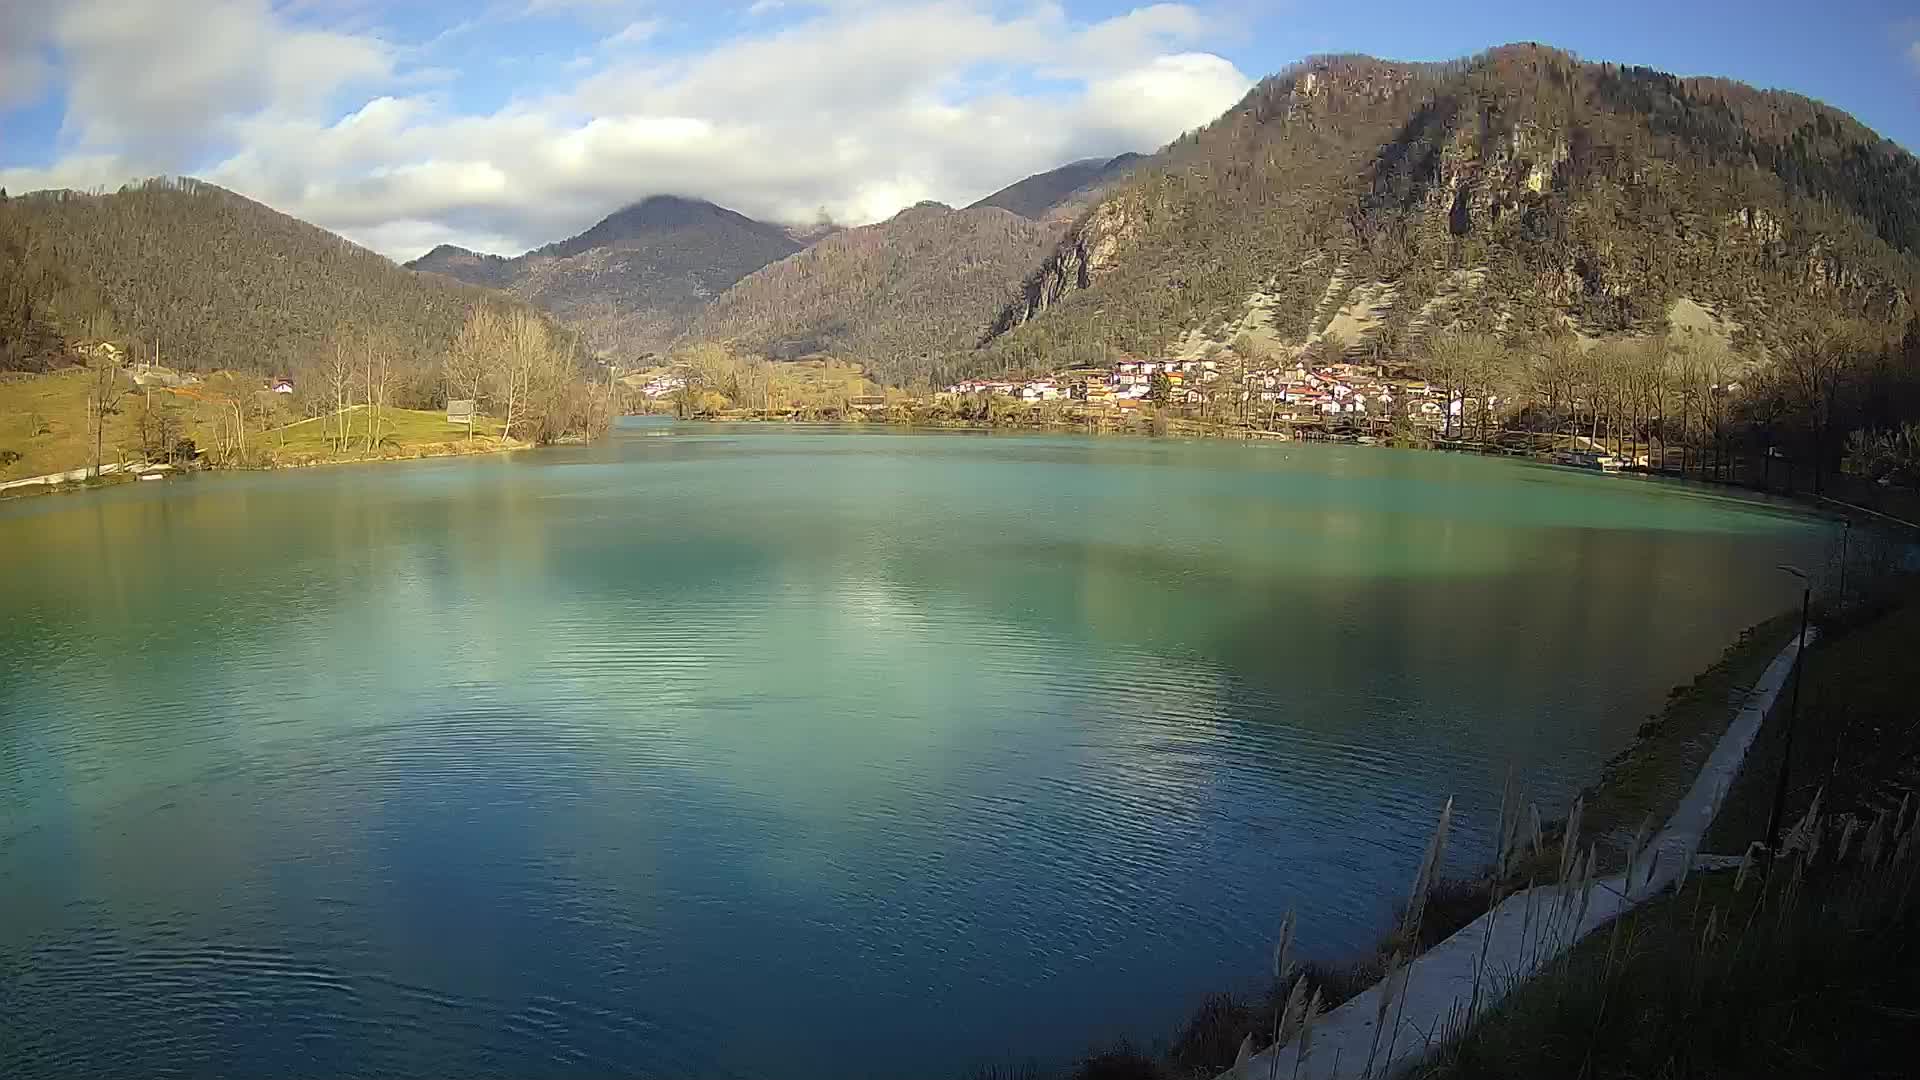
[
  {"left": 1168, "top": 993, "right": 1256, "bottom": 1074},
  {"left": 1068, "top": 1044, "right": 1162, "bottom": 1080}
]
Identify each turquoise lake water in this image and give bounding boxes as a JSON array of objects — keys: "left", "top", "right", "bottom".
[{"left": 0, "top": 421, "right": 1832, "bottom": 1077}]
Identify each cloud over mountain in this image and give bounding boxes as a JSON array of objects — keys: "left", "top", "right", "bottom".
[{"left": 0, "top": 1, "right": 1251, "bottom": 260}]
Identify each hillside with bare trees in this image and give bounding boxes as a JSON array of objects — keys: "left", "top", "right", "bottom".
[
  {"left": 408, "top": 195, "right": 805, "bottom": 355},
  {"left": 681, "top": 202, "right": 1056, "bottom": 384},
  {"left": 0, "top": 178, "right": 495, "bottom": 377},
  {"left": 973, "top": 46, "right": 1918, "bottom": 377},
  {"left": 966, "top": 153, "right": 1145, "bottom": 222}
]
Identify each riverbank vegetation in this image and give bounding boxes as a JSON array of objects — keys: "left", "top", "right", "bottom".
[
  {"left": 631, "top": 344, "right": 881, "bottom": 419},
  {"left": 647, "top": 309, "right": 1920, "bottom": 527}
]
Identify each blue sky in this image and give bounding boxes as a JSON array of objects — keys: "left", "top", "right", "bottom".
[{"left": 2, "top": 1, "right": 1915, "bottom": 259}]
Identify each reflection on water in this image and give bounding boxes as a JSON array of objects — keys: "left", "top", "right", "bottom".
[{"left": 0, "top": 422, "right": 1830, "bottom": 1077}]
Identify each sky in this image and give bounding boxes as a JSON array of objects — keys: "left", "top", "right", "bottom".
[{"left": 1, "top": 0, "right": 1916, "bottom": 262}]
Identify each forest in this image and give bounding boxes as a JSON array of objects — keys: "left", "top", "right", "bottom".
[
  {"left": 1387, "top": 317, "right": 1920, "bottom": 497},
  {"left": 0, "top": 178, "right": 487, "bottom": 378}
]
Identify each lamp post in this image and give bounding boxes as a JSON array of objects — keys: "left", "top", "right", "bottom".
[{"left": 1763, "top": 564, "right": 1812, "bottom": 866}]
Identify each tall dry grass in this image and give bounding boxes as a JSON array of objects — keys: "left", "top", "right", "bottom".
[{"left": 1411, "top": 787, "right": 1920, "bottom": 1080}]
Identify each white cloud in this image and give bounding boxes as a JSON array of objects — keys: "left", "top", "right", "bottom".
[
  {"left": 0, "top": 0, "right": 59, "bottom": 108},
  {"left": 606, "top": 18, "right": 664, "bottom": 47},
  {"left": 49, "top": 0, "right": 391, "bottom": 158},
  {"left": 0, "top": 154, "right": 135, "bottom": 196},
  {"left": 1909, "top": 39, "right": 1920, "bottom": 72},
  {"left": 2, "top": 1, "right": 1252, "bottom": 260}
]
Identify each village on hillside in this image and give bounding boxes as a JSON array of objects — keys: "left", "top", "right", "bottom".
[
  {"left": 941, "top": 356, "right": 1472, "bottom": 429},
  {"left": 628, "top": 350, "right": 1479, "bottom": 429},
  {"left": 622, "top": 349, "right": 1549, "bottom": 449}
]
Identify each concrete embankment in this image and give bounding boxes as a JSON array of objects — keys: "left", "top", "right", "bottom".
[
  {"left": 1225, "top": 631, "right": 1814, "bottom": 1080},
  {"left": 0, "top": 461, "right": 172, "bottom": 493}
]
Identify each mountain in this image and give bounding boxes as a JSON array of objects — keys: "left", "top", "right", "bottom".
[
  {"left": 406, "top": 196, "right": 804, "bottom": 354},
  {"left": 407, "top": 243, "right": 518, "bottom": 289},
  {"left": 978, "top": 45, "right": 1920, "bottom": 373},
  {"left": 0, "top": 177, "right": 502, "bottom": 375},
  {"left": 681, "top": 202, "right": 1056, "bottom": 382},
  {"left": 967, "top": 153, "right": 1146, "bottom": 221}
]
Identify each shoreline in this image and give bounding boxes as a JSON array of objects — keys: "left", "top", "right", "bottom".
[
  {"left": 0, "top": 437, "right": 528, "bottom": 501},
  {"left": 674, "top": 412, "right": 1902, "bottom": 530},
  {"left": 1233, "top": 629, "right": 1817, "bottom": 1080},
  {"left": 995, "top": 610, "right": 1813, "bottom": 1080}
]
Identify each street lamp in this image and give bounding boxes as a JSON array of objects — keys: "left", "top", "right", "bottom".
[{"left": 1763, "top": 564, "right": 1812, "bottom": 866}]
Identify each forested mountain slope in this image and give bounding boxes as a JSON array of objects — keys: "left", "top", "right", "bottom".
[
  {"left": 0, "top": 178, "right": 494, "bottom": 374},
  {"left": 681, "top": 203, "right": 1056, "bottom": 383},
  {"left": 977, "top": 45, "right": 1920, "bottom": 374},
  {"left": 967, "top": 153, "right": 1145, "bottom": 222},
  {"left": 407, "top": 196, "right": 803, "bottom": 354}
]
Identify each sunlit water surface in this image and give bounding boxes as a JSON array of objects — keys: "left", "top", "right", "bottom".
[{"left": 0, "top": 421, "right": 1831, "bottom": 1077}]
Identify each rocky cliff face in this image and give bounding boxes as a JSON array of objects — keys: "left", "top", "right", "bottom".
[
  {"left": 1426, "top": 123, "right": 1570, "bottom": 236},
  {"left": 988, "top": 194, "right": 1145, "bottom": 337}
]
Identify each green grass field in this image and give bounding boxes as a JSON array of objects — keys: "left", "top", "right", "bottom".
[
  {"left": 256, "top": 405, "right": 506, "bottom": 464},
  {"left": 0, "top": 369, "right": 146, "bottom": 482},
  {"left": 1, "top": 368, "right": 508, "bottom": 483}
]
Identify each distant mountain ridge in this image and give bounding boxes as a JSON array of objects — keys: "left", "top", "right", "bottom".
[
  {"left": 681, "top": 202, "right": 1055, "bottom": 381},
  {"left": 409, "top": 243, "right": 517, "bottom": 288},
  {"left": 406, "top": 195, "right": 804, "bottom": 354},
  {"left": 967, "top": 153, "right": 1145, "bottom": 221},
  {"left": 397, "top": 154, "right": 1147, "bottom": 362}
]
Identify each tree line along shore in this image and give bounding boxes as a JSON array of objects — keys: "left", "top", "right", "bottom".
[
  {"left": 0, "top": 305, "right": 618, "bottom": 493},
  {"left": 637, "top": 317, "right": 1920, "bottom": 524}
]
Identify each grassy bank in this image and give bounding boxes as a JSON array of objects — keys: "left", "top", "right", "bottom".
[
  {"left": 1, "top": 368, "right": 512, "bottom": 487},
  {"left": 248, "top": 406, "right": 510, "bottom": 468},
  {"left": 0, "top": 369, "right": 142, "bottom": 481},
  {"left": 1411, "top": 846, "right": 1918, "bottom": 1078},
  {"left": 1571, "top": 613, "right": 1803, "bottom": 869}
]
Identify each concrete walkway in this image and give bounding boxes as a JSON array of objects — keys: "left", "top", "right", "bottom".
[
  {"left": 0, "top": 461, "right": 172, "bottom": 493},
  {"left": 1223, "top": 630, "right": 1814, "bottom": 1080}
]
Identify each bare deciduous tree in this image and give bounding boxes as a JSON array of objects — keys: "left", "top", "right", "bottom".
[
  {"left": 444, "top": 309, "right": 498, "bottom": 440},
  {"left": 84, "top": 345, "right": 129, "bottom": 478},
  {"left": 319, "top": 332, "right": 360, "bottom": 453}
]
